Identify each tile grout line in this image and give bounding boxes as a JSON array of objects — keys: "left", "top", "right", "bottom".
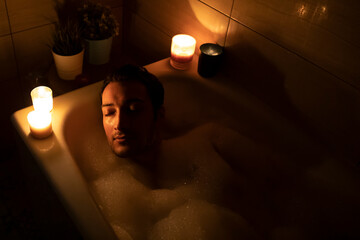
[
  {"left": 4, "top": 0, "right": 27, "bottom": 106},
  {"left": 230, "top": 17, "right": 360, "bottom": 92},
  {"left": 128, "top": 8, "right": 171, "bottom": 40},
  {"left": 198, "top": 0, "right": 231, "bottom": 18},
  {"left": 223, "top": 0, "right": 235, "bottom": 47},
  {"left": 9, "top": 22, "right": 56, "bottom": 35},
  {"left": 4, "top": 0, "right": 20, "bottom": 78},
  {"left": 196, "top": 1, "right": 359, "bottom": 92}
]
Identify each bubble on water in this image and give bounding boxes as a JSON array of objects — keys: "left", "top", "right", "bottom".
[
  {"left": 90, "top": 167, "right": 152, "bottom": 239},
  {"left": 157, "top": 123, "right": 241, "bottom": 203},
  {"left": 72, "top": 100, "right": 360, "bottom": 240},
  {"left": 111, "top": 224, "right": 134, "bottom": 240},
  {"left": 149, "top": 199, "right": 259, "bottom": 240},
  {"left": 147, "top": 189, "right": 185, "bottom": 221},
  {"left": 70, "top": 123, "right": 120, "bottom": 181}
]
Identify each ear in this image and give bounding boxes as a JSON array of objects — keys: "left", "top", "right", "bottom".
[
  {"left": 155, "top": 106, "right": 165, "bottom": 140},
  {"left": 156, "top": 106, "right": 165, "bottom": 120}
]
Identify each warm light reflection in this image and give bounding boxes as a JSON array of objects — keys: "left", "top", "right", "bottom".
[
  {"left": 36, "top": 136, "right": 56, "bottom": 152},
  {"left": 321, "top": 6, "right": 327, "bottom": 14},
  {"left": 298, "top": 5, "right": 307, "bottom": 17},
  {"left": 188, "top": 0, "right": 226, "bottom": 37},
  {"left": 297, "top": 2, "right": 328, "bottom": 22}
]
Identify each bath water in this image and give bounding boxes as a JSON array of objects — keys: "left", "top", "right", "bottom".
[
  {"left": 75, "top": 122, "right": 360, "bottom": 240},
  {"left": 65, "top": 76, "right": 360, "bottom": 239}
]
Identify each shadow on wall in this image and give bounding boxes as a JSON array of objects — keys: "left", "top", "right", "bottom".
[
  {"left": 223, "top": 42, "right": 324, "bottom": 146},
  {"left": 121, "top": 0, "right": 170, "bottom": 66}
]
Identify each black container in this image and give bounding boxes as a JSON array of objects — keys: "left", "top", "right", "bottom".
[{"left": 197, "top": 43, "right": 223, "bottom": 78}]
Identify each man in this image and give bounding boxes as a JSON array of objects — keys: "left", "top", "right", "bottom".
[
  {"left": 101, "top": 64, "right": 165, "bottom": 169},
  {"left": 99, "top": 64, "right": 358, "bottom": 240},
  {"left": 98, "top": 64, "right": 260, "bottom": 239}
]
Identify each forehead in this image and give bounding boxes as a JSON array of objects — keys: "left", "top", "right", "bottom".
[{"left": 102, "top": 81, "right": 149, "bottom": 103}]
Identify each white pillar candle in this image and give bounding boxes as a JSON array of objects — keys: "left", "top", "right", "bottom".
[
  {"left": 27, "top": 111, "right": 53, "bottom": 139},
  {"left": 170, "top": 34, "right": 196, "bottom": 70},
  {"left": 31, "top": 86, "right": 53, "bottom": 112}
]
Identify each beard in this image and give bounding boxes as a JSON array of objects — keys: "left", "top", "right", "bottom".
[{"left": 110, "top": 128, "right": 159, "bottom": 159}]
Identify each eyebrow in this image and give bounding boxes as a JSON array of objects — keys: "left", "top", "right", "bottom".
[
  {"left": 101, "top": 98, "right": 144, "bottom": 108},
  {"left": 102, "top": 103, "right": 114, "bottom": 107}
]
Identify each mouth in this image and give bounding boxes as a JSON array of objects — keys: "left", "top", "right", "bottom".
[{"left": 113, "top": 135, "right": 130, "bottom": 144}]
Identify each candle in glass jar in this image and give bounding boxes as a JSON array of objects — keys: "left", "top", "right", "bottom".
[
  {"left": 31, "top": 86, "right": 53, "bottom": 112},
  {"left": 170, "top": 34, "right": 196, "bottom": 70},
  {"left": 27, "top": 111, "right": 53, "bottom": 139}
]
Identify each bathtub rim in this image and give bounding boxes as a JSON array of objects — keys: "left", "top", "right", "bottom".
[
  {"left": 10, "top": 57, "right": 209, "bottom": 240},
  {"left": 11, "top": 80, "right": 118, "bottom": 240},
  {"left": 11, "top": 56, "right": 318, "bottom": 239}
]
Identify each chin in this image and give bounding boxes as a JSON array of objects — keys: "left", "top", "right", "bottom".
[
  {"left": 113, "top": 142, "right": 143, "bottom": 158},
  {"left": 113, "top": 146, "right": 132, "bottom": 158}
]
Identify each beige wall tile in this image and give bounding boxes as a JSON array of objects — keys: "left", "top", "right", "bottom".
[
  {"left": 109, "top": 6, "right": 123, "bottom": 57},
  {"left": 231, "top": 0, "right": 360, "bottom": 89},
  {"left": 225, "top": 19, "right": 360, "bottom": 160},
  {"left": 123, "top": 11, "right": 171, "bottom": 65},
  {"left": 13, "top": 24, "right": 54, "bottom": 77},
  {"left": 127, "top": 0, "right": 229, "bottom": 49},
  {"left": 7, "top": 0, "right": 57, "bottom": 33},
  {"left": 0, "top": 0, "right": 10, "bottom": 35},
  {"left": 7, "top": 0, "right": 123, "bottom": 33},
  {"left": 199, "top": 0, "right": 233, "bottom": 16},
  {"left": 0, "top": 35, "right": 17, "bottom": 81}
]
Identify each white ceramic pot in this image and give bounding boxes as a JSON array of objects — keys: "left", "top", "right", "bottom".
[
  {"left": 85, "top": 37, "right": 113, "bottom": 65},
  {"left": 52, "top": 49, "right": 84, "bottom": 80}
]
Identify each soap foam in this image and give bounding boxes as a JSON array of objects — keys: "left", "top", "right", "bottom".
[
  {"left": 149, "top": 199, "right": 258, "bottom": 240},
  {"left": 87, "top": 123, "right": 360, "bottom": 240},
  {"left": 88, "top": 123, "right": 260, "bottom": 240}
]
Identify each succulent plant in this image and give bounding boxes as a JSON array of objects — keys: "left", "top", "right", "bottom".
[
  {"left": 78, "top": 0, "right": 119, "bottom": 40},
  {"left": 52, "top": 19, "right": 83, "bottom": 56}
]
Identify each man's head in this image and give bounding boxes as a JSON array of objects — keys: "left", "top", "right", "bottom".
[{"left": 101, "top": 65, "right": 164, "bottom": 159}]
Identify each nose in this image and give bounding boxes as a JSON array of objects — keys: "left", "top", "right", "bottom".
[{"left": 114, "top": 109, "right": 130, "bottom": 131}]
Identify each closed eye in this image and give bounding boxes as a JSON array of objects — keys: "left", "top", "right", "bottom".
[
  {"left": 128, "top": 103, "right": 144, "bottom": 112},
  {"left": 104, "top": 111, "right": 115, "bottom": 116},
  {"left": 102, "top": 108, "right": 116, "bottom": 117}
]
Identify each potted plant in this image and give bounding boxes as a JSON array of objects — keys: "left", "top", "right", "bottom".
[
  {"left": 78, "top": 0, "right": 119, "bottom": 65},
  {"left": 51, "top": 0, "right": 84, "bottom": 80}
]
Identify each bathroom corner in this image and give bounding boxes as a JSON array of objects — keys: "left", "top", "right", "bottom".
[{"left": 1, "top": 0, "right": 360, "bottom": 238}]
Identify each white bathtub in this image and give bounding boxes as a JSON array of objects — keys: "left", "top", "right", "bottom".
[{"left": 12, "top": 57, "right": 360, "bottom": 239}]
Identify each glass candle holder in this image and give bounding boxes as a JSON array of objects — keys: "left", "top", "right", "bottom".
[
  {"left": 197, "top": 43, "right": 223, "bottom": 78},
  {"left": 170, "top": 34, "right": 196, "bottom": 70},
  {"left": 27, "top": 111, "right": 53, "bottom": 139},
  {"left": 31, "top": 86, "right": 53, "bottom": 112}
]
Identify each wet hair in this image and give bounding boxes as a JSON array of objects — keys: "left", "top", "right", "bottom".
[{"left": 101, "top": 64, "right": 164, "bottom": 115}]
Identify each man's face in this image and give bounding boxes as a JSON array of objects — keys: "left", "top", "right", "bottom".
[{"left": 101, "top": 81, "right": 159, "bottom": 158}]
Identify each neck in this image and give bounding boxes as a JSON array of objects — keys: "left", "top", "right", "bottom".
[{"left": 132, "top": 140, "right": 161, "bottom": 172}]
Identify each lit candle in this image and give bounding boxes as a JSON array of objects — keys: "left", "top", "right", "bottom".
[
  {"left": 31, "top": 86, "right": 53, "bottom": 112},
  {"left": 170, "top": 34, "right": 196, "bottom": 70},
  {"left": 27, "top": 111, "right": 53, "bottom": 139}
]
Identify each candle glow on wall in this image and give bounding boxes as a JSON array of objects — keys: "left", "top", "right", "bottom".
[
  {"left": 170, "top": 34, "right": 196, "bottom": 70},
  {"left": 28, "top": 86, "right": 53, "bottom": 139}
]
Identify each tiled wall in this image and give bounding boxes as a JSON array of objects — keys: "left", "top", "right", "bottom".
[
  {"left": 1, "top": 0, "right": 359, "bottom": 161},
  {"left": 123, "top": 0, "right": 360, "bottom": 163},
  {"left": 0, "top": 0, "right": 123, "bottom": 150}
]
